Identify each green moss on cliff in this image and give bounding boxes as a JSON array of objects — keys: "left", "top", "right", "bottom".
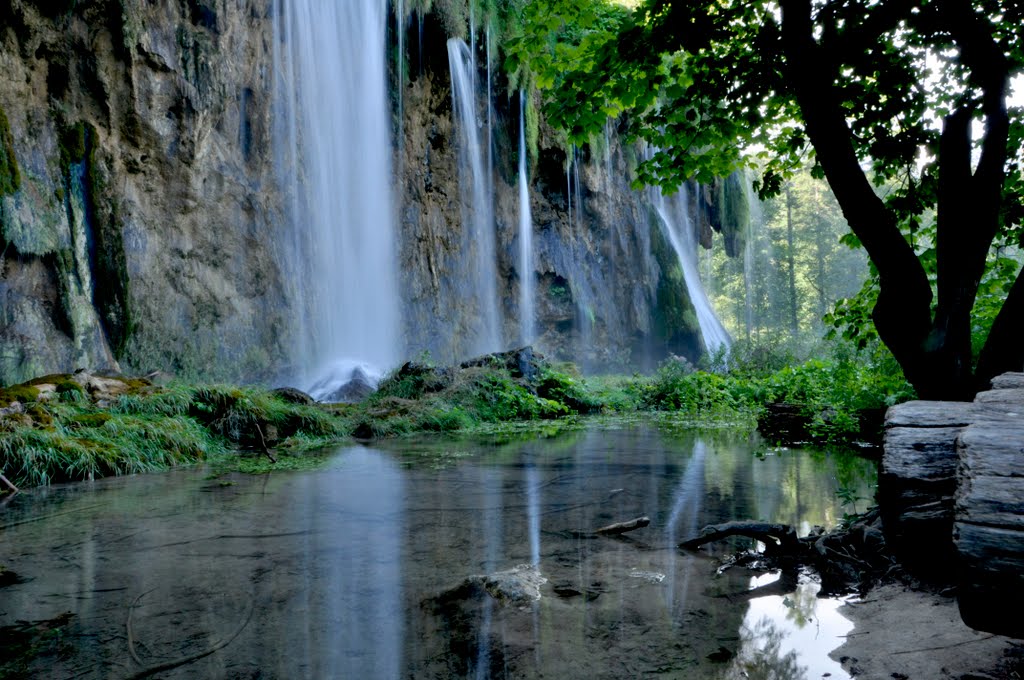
[
  {"left": 85, "top": 141, "right": 133, "bottom": 359},
  {"left": 716, "top": 171, "right": 751, "bottom": 256},
  {"left": 58, "top": 121, "right": 88, "bottom": 166},
  {"left": 649, "top": 210, "right": 700, "bottom": 357},
  {"left": 0, "top": 106, "right": 21, "bottom": 196}
]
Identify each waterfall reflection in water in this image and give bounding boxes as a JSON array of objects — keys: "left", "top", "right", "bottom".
[{"left": 0, "top": 425, "right": 872, "bottom": 678}]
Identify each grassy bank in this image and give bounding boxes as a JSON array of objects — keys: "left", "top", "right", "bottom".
[{"left": 0, "top": 345, "right": 914, "bottom": 489}]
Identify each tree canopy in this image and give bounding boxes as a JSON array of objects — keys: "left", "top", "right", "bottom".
[{"left": 507, "top": 0, "right": 1024, "bottom": 400}]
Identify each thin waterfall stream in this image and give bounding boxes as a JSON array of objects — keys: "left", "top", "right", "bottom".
[
  {"left": 653, "top": 186, "right": 732, "bottom": 356},
  {"left": 448, "top": 37, "right": 501, "bottom": 355},
  {"left": 518, "top": 91, "right": 535, "bottom": 345}
]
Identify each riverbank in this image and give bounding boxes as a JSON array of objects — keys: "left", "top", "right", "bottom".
[
  {"left": 831, "top": 583, "right": 1022, "bottom": 679},
  {"left": 0, "top": 346, "right": 911, "bottom": 490}
]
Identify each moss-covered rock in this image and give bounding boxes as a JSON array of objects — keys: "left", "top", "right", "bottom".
[
  {"left": 69, "top": 412, "right": 112, "bottom": 428},
  {"left": 715, "top": 171, "right": 751, "bottom": 258},
  {"left": 0, "top": 385, "right": 40, "bottom": 406},
  {"left": 0, "top": 106, "right": 20, "bottom": 197}
]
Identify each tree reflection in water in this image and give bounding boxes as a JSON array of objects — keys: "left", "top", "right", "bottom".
[
  {"left": 729, "top": 617, "right": 808, "bottom": 680},
  {"left": 724, "top": 573, "right": 853, "bottom": 680}
]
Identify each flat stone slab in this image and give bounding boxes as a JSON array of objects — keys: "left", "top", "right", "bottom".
[
  {"left": 882, "top": 426, "right": 962, "bottom": 480},
  {"left": 884, "top": 400, "right": 974, "bottom": 428},
  {"left": 991, "top": 372, "right": 1024, "bottom": 390},
  {"left": 972, "top": 387, "right": 1024, "bottom": 416},
  {"left": 954, "top": 379, "right": 1024, "bottom": 637}
]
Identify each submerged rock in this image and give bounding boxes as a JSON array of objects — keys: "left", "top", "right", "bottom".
[
  {"left": 432, "top": 564, "right": 547, "bottom": 609},
  {"left": 475, "top": 564, "right": 547, "bottom": 605},
  {"left": 420, "top": 564, "right": 546, "bottom": 677}
]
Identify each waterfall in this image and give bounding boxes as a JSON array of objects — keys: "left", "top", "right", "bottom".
[
  {"left": 447, "top": 38, "right": 501, "bottom": 355},
  {"left": 653, "top": 186, "right": 732, "bottom": 356},
  {"left": 564, "top": 147, "right": 593, "bottom": 367},
  {"left": 518, "top": 92, "right": 535, "bottom": 345},
  {"left": 743, "top": 219, "right": 755, "bottom": 340},
  {"left": 274, "top": 0, "right": 400, "bottom": 397}
]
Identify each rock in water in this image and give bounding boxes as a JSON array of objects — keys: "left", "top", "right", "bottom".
[
  {"left": 476, "top": 564, "right": 547, "bottom": 605},
  {"left": 308, "top": 363, "right": 379, "bottom": 403},
  {"left": 431, "top": 564, "right": 547, "bottom": 610}
]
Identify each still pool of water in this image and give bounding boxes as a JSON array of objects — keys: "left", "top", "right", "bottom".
[{"left": 0, "top": 424, "right": 876, "bottom": 679}]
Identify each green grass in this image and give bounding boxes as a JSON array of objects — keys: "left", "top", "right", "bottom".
[
  {"left": 0, "top": 413, "right": 222, "bottom": 487},
  {"left": 0, "top": 341, "right": 915, "bottom": 488},
  {"left": 0, "top": 381, "right": 349, "bottom": 488}
]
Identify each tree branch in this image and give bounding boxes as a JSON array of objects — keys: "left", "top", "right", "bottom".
[
  {"left": 679, "top": 521, "right": 801, "bottom": 556},
  {"left": 780, "top": 0, "right": 933, "bottom": 386}
]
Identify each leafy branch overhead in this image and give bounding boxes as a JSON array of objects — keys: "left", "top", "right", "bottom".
[{"left": 507, "top": 0, "right": 1024, "bottom": 400}]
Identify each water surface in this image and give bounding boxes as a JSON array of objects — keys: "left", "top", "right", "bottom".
[{"left": 0, "top": 424, "right": 875, "bottom": 678}]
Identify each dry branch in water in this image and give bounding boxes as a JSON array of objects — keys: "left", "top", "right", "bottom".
[
  {"left": 679, "top": 512, "right": 897, "bottom": 596},
  {"left": 679, "top": 521, "right": 800, "bottom": 556},
  {"left": 0, "top": 472, "right": 18, "bottom": 494},
  {"left": 595, "top": 516, "right": 650, "bottom": 535}
]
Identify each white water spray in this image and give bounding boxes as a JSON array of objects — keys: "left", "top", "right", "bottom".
[{"left": 274, "top": 1, "right": 400, "bottom": 396}]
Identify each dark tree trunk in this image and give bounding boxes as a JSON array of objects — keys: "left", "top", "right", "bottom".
[
  {"left": 781, "top": 0, "right": 933, "bottom": 389},
  {"left": 780, "top": 0, "right": 1013, "bottom": 400}
]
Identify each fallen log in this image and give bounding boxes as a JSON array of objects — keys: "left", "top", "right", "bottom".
[
  {"left": 595, "top": 516, "right": 650, "bottom": 535},
  {"left": 680, "top": 521, "right": 800, "bottom": 556},
  {"left": 0, "top": 472, "right": 18, "bottom": 494},
  {"left": 680, "top": 511, "right": 898, "bottom": 595}
]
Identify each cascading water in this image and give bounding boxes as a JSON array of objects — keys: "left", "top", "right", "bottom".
[
  {"left": 653, "top": 186, "right": 732, "bottom": 356},
  {"left": 566, "top": 147, "right": 593, "bottom": 367},
  {"left": 447, "top": 38, "right": 501, "bottom": 355},
  {"left": 274, "top": 0, "right": 400, "bottom": 397},
  {"left": 518, "top": 91, "right": 535, "bottom": 345}
]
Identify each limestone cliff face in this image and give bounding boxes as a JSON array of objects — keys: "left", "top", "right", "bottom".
[
  {"left": 0, "top": 1, "right": 716, "bottom": 385},
  {"left": 0, "top": 0, "right": 288, "bottom": 385},
  {"left": 395, "top": 11, "right": 705, "bottom": 370}
]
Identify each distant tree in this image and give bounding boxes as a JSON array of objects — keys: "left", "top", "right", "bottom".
[{"left": 507, "top": 0, "right": 1024, "bottom": 400}]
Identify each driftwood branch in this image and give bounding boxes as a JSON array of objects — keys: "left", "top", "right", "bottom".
[
  {"left": 567, "top": 515, "right": 651, "bottom": 539},
  {"left": 680, "top": 521, "right": 801, "bottom": 556},
  {"left": 253, "top": 423, "right": 276, "bottom": 464},
  {"left": 0, "top": 472, "right": 18, "bottom": 494},
  {"left": 595, "top": 516, "right": 650, "bottom": 535}
]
